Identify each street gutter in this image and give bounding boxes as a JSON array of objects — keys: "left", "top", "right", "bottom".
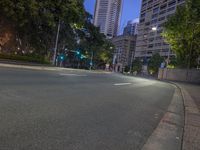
[
  {"left": 142, "top": 85, "right": 184, "bottom": 150},
  {"left": 174, "top": 83, "right": 200, "bottom": 150},
  {"left": 142, "top": 80, "right": 200, "bottom": 150}
]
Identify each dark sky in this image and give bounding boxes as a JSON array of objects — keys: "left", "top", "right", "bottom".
[{"left": 84, "top": 0, "right": 141, "bottom": 33}]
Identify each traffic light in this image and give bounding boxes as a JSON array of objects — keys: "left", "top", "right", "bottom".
[
  {"left": 59, "top": 54, "right": 65, "bottom": 61},
  {"left": 76, "top": 51, "right": 80, "bottom": 55},
  {"left": 60, "top": 56, "right": 64, "bottom": 61},
  {"left": 80, "top": 54, "right": 87, "bottom": 60}
]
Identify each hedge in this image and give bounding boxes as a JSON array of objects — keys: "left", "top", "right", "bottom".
[{"left": 0, "top": 53, "right": 50, "bottom": 64}]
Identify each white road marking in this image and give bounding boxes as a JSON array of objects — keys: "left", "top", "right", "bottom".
[
  {"left": 114, "top": 83, "right": 132, "bottom": 86},
  {"left": 59, "top": 73, "right": 87, "bottom": 77}
]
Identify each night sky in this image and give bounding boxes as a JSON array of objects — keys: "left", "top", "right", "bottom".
[{"left": 84, "top": 0, "right": 142, "bottom": 34}]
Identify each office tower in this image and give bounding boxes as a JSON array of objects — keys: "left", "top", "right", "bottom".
[
  {"left": 112, "top": 35, "right": 137, "bottom": 72},
  {"left": 135, "top": 0, "right": 185, "bottom": 59},
  {"left": 123, "top": 19, "right": 139, "bottom": 36},
  {"left": 94, "top": 0, "right": 122, "bottom": 38}
]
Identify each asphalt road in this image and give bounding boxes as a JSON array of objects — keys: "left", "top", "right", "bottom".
[{"left": 0, "top": 67, "right": 175, "bottom": 150}]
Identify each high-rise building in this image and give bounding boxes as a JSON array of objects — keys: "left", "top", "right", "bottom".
[
  {"left": 135, "top": 0, "right": 185, "bottom": 59},
  {"left": 123, "top": 19, "right": 139, "bottom": 36},
  {"left": 112, "top": 35, "right": 137, "bottom": 72},
  {"left": 94, "top": 0, "right": 123, "bottom": 38}
]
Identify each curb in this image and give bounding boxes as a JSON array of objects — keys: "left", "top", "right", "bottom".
[
  {"left": 0, "top": 63, "right": 112, "bottom": 74},
  {"left": 174, "top": 83, "right": 200, "bottom": 150},
  {"left": 142, "top": 85, "right": 184, "bottom": 150}
]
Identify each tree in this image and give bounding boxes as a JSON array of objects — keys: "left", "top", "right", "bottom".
[
  {"left": 148, "top": 53, "right": 164, "bottom": 75},
  {"left": 162, "top": 0, "right": 200, "bottom": 68},
  {"left": 132, "top": 59, "right": 142, "bottom": 74},
  {"left": 0, "top": 1, "right": 114, "bottom": 67},
  {"left": 96, "top": 41, "right": 114, "bottom": 65},
  {"left": 77, "top": 12, "right": 114, "bottom": 68},
  {"left": 0, "top": 0, "right": 85, "bottom": 58}
]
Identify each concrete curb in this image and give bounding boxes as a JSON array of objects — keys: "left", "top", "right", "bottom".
[
  {"left": 174, "top": 83, "right": 200, "bottom": 150},
  {"left": 142, "top": 86, "right": 184, "bottom": 150},
  {"left": 0, "top": 63, "right": 112, "bottom": 74}
]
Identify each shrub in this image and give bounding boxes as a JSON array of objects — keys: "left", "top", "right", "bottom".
[
  {"left": 148, "top": 53, "right": 164, "bottom": 75},
  {"left": 0, "top": 53, "right": 50, "bottom": 64},
  {"left": 132, "top": 59, "right": 142, "bottom": 74}
]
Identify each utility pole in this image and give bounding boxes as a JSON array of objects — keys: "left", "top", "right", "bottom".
[{"left": 53, "top": 19, "right": 61, "bottom": 65}]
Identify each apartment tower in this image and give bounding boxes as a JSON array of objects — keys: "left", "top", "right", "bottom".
[
  {"left": 94, "top": 0, "right": 122, "bottom": 38},
  {"left": 135, "top": 0, "right": 185, "bottom": 59},
  {"left": 123, "top": 19, "right": 139, "bottom": 36}
]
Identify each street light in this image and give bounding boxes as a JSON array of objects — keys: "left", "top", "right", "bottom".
[
  {"left": 152, "top": 27, "right": 157, "bottom": 31},
  {"left": 76, "top": 51, "right": 80, "bottom": 55},
  {"left": 144, "top": 26, "right": 157, "bottom": 61},
  {"left": 142, "top": 26, "right": 158, "bottom": 75}
]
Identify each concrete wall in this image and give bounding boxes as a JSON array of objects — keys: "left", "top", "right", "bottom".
[{"left": 158, "top": 68, "right": 200, "bottom": 84}]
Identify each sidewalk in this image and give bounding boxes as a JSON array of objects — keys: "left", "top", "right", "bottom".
[
  {"left": 142, "top": 81, "right": 200, "bottom": 150},
  {"left": 175, "top": 82, "right": 200, "bottom": 150},
  {"left": 0, "top": 62, "right": 112, "bottom": 74}
]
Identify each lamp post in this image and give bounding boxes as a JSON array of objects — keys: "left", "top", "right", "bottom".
[
  {"left": 53, "top": 19, "right": 61, "bottom": 65},
  {"left": 145, "top": 26, "right": 157, "bottom": 61},
  {"left": 142, "top": 26, "right": 157, "bottom": 74}
]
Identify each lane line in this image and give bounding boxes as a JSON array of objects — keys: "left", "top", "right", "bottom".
[
  {"left": 59, "top": 73, "right": 87, "bottom": 77},
  {"left": 114, "top": 83, "right": 132, "bottom": 86}
]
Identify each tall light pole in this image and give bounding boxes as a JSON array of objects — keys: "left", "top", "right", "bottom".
[
  {"left": 53, "top": 19, "right": 61, "bottom": 65},
  {"left": 142, "top": 26, "right": 157, "bottom": 74},
  {"left": 145, "top": 26, "right": 157, "bottom": 61},
  {"left": 89, "top": 50, "right": 94, "bottom": 70}
]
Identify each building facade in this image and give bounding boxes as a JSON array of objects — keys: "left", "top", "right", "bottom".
[
  {"left": 135, "top": 0, "right": 185, "bottom": 59},
  {"left": 123, "top": 20, "right": 139, "bottom": 36},
  {"left": 112, "top": 35, "right": 137, "bottom": 72},
  {"left": 94, "top": 0, "right": 122, "bottom": 38}
]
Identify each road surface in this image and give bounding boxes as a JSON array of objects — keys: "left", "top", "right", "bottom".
[{"left": 0, "top": 67, "right": 175, "bottom": 150}]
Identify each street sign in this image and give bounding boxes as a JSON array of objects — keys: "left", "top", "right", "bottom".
[{"left": 160, "top": 62, "right": 165, "bottom": 68}]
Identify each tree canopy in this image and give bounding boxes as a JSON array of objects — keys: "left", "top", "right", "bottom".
[
  {"left": 162, "top": 0, "right": 200, "bottom": 68},
  {"left": 76, "top": 12, "right": 114, "bottom": 67},
  {"left": 0, "top": 0, "right": 113, "bottom": 67},
  {"left": 148, "top": 53, "right": 164, "bottom": 75},
  {"left": 0, "top": 0, "right": 85, "bottom": 56}
]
